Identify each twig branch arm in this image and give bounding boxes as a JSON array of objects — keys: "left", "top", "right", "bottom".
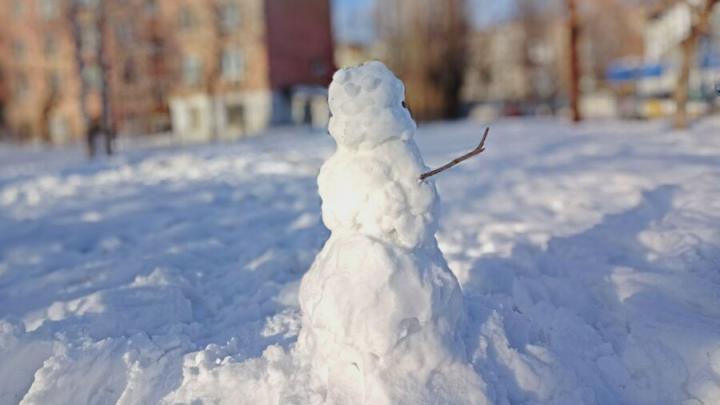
[{"left": 419, "top": 127, "right": 490, "bottom": 181}]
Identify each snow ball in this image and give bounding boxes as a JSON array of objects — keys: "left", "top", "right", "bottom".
[{"left": 328, "top": 61, "right": 416, "bottom": 149}]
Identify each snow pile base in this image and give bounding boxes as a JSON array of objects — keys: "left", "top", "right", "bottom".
[
  {"left": 2, "top": 111, "right": 720, "bottom": 403},
  {"left": 296, "top": 61, "right": 487, "bottom": 404}
]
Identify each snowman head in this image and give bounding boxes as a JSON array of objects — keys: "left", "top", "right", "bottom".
[{"left": 328, "top": 61, "right": 416, "bottom": 149}]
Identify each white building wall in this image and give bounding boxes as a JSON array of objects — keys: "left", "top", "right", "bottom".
[
  {"left": 289, "top": 86, "right": 329, "bottom": 129},
  {"left": 169, "top": 94, "right": 213, "bottom": 142},
  {"left": 170, "top": 90, "right": 294, "bottom": 142},
  {"left": 645, "top": 3, "right": 691, "bottom": 62}
]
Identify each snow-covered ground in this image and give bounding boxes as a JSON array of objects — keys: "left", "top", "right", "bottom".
[{"left": 1, "top": 117, "right": 719, "bottom": 404}]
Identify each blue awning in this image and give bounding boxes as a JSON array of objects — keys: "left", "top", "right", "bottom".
[{"left": 606, "top": 63, "right": 665, "bottom": 82}]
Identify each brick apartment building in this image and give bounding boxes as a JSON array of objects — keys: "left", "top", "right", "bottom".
[
  {"left": 0, "top": 0, "right": 87, "bottom": 142},
  {"left": 0, "top": 0, "right": 334, "bottom": 143},
  {"left": 164, "top": 0, "right": 334, "bottom": 141},
  {"left": 106, "top": 0, "right": 174, "bottom": 136}
]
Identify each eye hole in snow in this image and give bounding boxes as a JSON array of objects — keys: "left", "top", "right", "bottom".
[{"left": 402, "top": 100, "right": 413, "bottom": 116}]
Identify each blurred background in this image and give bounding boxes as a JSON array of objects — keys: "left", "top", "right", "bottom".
[{"left": 0, "top": 0, "right": 718, "bottom": 155}]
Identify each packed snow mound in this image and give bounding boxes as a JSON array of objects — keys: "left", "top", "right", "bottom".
[
  {"left": 3, "top": 115, "right": 720, "bottom": 405},
  {"left": 298, "top": 61, "right": 487, "bottom": 404},
  {"left": 321, "top": 61, "right": 437, "bottom": 249},
  {"left": 298, "top": 234, "right": 484, "bottom": 404}
]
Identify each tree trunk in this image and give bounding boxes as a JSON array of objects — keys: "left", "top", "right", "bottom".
[
  {"left": 97, "top": 0, "right": 113, "bottom": 155},
  {"left": 567, "top": 0, "right": 582, "bottom": 123},
  {"left": 69, "top": 3, "right": 93, "bottom": 156},
  {"left": 673, "top": 35, "right": 697, "bottom": 129},
  {"left": 673, "top": 0, "right": 718, "bottom": 129},
  {"left": 39, "top": 92, "right": 58, "bottom": 143}
]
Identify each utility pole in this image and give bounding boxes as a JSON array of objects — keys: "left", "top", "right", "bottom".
[{"left": 567, "top": 0, "right": 582, "bottom": 122}]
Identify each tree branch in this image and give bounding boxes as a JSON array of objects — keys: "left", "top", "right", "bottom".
[{"left": 419, "top": 127, "right": 490, "bottom": 181}]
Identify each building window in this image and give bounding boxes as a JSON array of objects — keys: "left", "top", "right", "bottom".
[
  {"left": 220, "top": 2, "right": 241, "bottom": 32},
  {"left": 15, "top": 72, "right": 29, "bottom": 99},
  {"left": 144, "top": 0, "right": 157, "bottom": 16},
  {"left": 179, "top": 7, "right": 195, "bottom": 31},
  {"left": 182, "top": 56, "right": 202, "bottom": 85},
  {"left": 226, "top": 104, "right": 245, "bottom": 128},
  {"left": 149, "top": 36, "right": 165, "bottom": 57},
  {"left": 39, "top": 0, "right": 60, "bottom": 20},
  {"left": 12, "top": 0, "right": 24, "bottom": 16},
  {"left": 115, "top": 24, "right": 133, "bottom": 45},
  {"left": 13, "top": 40, "right": 26, "bottom": 60},
  {"left": 122, "top": 59, "right": 137, "bottom": 84},
  {"left": 81, "top": 25, "right": 100, "bottom": 52},
  {"left": 83, "top": 65, "right": 102, "bottom": 89},
  {"left": 44, "top": 34, "right": 58, "bottom": 57},
  {"left": 47, "top": 71, "right": 61, "bottom": 94},
  {"left": 49, "top": 115, "right": 70, "bottom": 143},
  {"left": 221, "top": 48, "right": 245, "bottom": 81},
  {"left": 188, "top": 107, "right": 201, "bottom": 130},
  {"left": 311, "top": 60, "right": 328, "bottom": 78}
]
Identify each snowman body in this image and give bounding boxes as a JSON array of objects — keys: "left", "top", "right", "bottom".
[{"left": 297, "top": 62, "right": 485, "bottom": 405}]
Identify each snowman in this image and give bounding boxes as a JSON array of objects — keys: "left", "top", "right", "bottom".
[{"left": 297, "top": 61, "right": 486, "bottom": 404}]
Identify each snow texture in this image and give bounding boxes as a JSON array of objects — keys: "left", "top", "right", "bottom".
[
  {"left": 1, "top": 112, "right": 720, "bottom": 403},
  {"left": 297, "top": 61, "right": 486, "bottom": 404}
]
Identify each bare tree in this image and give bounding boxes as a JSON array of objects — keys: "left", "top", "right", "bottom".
[
  {"left": 674, "top": 0, "right": 719, "bottom": 129},
  {"left": 206, "top": 2, "right": 224, "bottom": 141},
  {"left": 517, "top": 0, "right": 548, "bottom": 104},
  {"left": 39, "top": 85, "right": 60, "bottom": 143},
  {"left": 514, "top": 0, "right": 567, "bottom": 112},
  {"left": 376, "top": 0, "right": 469, "bottom": 121},
  {"left": 582, "top": 0, "right": 646, "bottom": 88},
  {"left": 0, "top": 54, "right": 7, "bottom": 141},
  {"left": 69, "top": 1, "right": 91, "bottom": 153},
  {"left": 202, "top": 1, "right": 241, "bottom": 140},
  {"left": 69, "top": 0, "right": 113, "bottom": 157},
  {"left": 428, "top": 0, "right": 468, "bottom": 119}
]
